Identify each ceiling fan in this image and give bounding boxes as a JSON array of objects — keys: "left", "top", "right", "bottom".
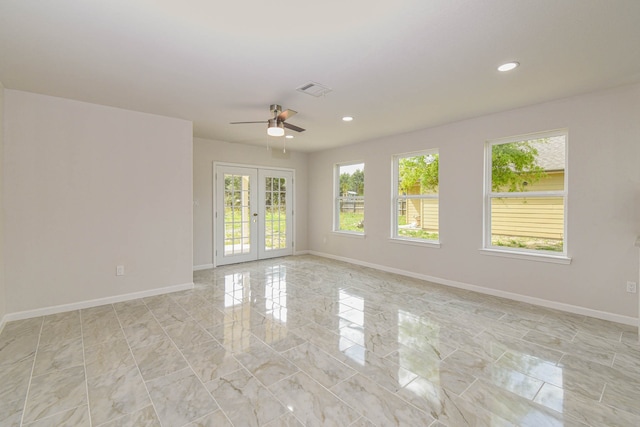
[{"left": 230, "top": 104, "right": 305, "bottom": 137}]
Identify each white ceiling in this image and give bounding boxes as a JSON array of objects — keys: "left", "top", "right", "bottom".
[{"left": 1, "top": 0, "right": 639, "bottom": 152}]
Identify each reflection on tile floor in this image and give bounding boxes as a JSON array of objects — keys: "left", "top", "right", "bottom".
[{"left": 1, "top": 255, "right": 639, "bottom": 426}]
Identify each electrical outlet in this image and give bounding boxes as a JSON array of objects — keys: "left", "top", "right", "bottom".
[
  {"left": 626, "top": 281, "right": 637, "bottom": 293},
  {"left": 116, "top": 265, "right": 125, "bottom": 276}
]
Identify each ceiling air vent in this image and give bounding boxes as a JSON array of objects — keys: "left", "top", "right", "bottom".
[{"left": 296, "top": 81, "right": 332, "bottom": 97}]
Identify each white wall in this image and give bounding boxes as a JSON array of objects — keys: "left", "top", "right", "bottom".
[
  {"left": 193, "top": 137, "right": 309, "bottom": 268},
  {"left": 0, "top": 82, "right": 5, "bottom": 324},
  {"left": 4, "top": 90, "right": 193, "bottom": 314},
  {"left": 308, "top": 84, "right": 640, "bottom": 321}
]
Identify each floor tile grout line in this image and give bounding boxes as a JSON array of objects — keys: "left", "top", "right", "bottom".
[
  {"left": 393, "top": 374, "right": 464, "bottom": 421},
  {"left": 166, "top": 290, "right": 223, "bottom": 347},
  {"left": 251, "top": 366, "right": 307, "bottom": 425},
  {"left": 188, "top": 410, "right": 235, "bottom": 427},
  {"left": 211, "top": 364, "right": 264, "bottom": 427},
  {"left": 113, "top": 301, "right": 163, "bottom": 427},
  {"left": 19, "top": 316, "right": 44, "bottom": 427},
  {"left": 140, "top": 295, "right": 234, "bottom": 427},
  {"left": 79, "top": 309, "right": 93, "bottom": 427},
  {"left": 529, "top": 380, "right": 545, "bottom": 404},
  {"left": 24, "top": 404, "right": 88, "bottom": 426},
  {"left": 300, "top": 339, "right": 361, "bottom": 378},
  {"left": 185, "top": 352, "right": 234, "bottom": 427},
  {"left": 598, "top": 383, "right": 607, "bottom": 403},
  {"left": 267, "top": 363, "right": 359, "bottom": 426},
  {"left": 457, "top": 376, "right": 478, "bottom": 399}
]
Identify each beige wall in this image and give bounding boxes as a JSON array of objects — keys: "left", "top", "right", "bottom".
[
  {"left": 193, "top": 137, "right": 309, "bottom": 268},
  {"left": 0, "top": 82, "right": 5, "bottom": 323},
  {"left": 4, "top": 90, "right": 193, "bottom": 314},
  {"left": 308, "top": 83, "right": 640, "bottom": 320}
]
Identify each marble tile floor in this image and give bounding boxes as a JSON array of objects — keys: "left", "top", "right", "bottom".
[{"left": 1, "top": 255, "right": 639, "bottom": 426}]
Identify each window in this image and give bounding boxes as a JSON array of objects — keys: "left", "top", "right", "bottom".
[
  {"left": 334, "top": 162, "right": 365, "bottom": 234},
  {"left": 392, "top": 150, "right": 439, "bottom": 243},
  {"left": 484, "top": 131, "right": 567, "bottom": 257}
]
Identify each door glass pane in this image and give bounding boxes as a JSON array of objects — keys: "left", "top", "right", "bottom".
[
  {"left": 265, "top": 176, "right": 287, "bottom": 251},
  {"left": 224, "top": 173, "right": 251, "bottom": 255}
]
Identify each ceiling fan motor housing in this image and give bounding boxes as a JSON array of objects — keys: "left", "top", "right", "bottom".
[{"left": 270, "top": 104, "right": 282, "bottom": 117}]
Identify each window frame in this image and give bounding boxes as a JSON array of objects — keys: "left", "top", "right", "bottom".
[
  {"left": 391, "top": 149, "right": 440, "bottom": 247},
  {"left": 333, "top": 161, "right": 365, "bottom": 236},
  {"left": 483, "top": 129, "right": 570, "bottom": 262}
]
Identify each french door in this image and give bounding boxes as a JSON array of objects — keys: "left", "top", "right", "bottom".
[{"left": 215, "top": 165, "right": 293, "bottom": 266}]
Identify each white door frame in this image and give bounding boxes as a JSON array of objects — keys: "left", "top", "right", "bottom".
[{"left": 213, "top": 162, "right": 295, "bottom": 267}]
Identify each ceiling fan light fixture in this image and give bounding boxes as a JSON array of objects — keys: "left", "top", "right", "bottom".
[{"left": 267, "top": 119, "right": 285, "bottom": 137}]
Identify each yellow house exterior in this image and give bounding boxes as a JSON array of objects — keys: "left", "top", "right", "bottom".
[
  {"left": 405, "top": 198, "right": 439, "bottom": 232},
  {"left": 491, "top": 171, "right": 564, "bottom": 240}
]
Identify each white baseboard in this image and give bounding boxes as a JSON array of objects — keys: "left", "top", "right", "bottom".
[
  {"left": 194, "top": 254, "right": 308, "bottom": 271},
  {"left": 309, "top": 251, "right": 638, "bottom": 327},
  {"left": 193, "top": 264, "right": 214, "bottom": 271},
  {"left": 2, "top": 282, "right": 194, "bottom": 323}
]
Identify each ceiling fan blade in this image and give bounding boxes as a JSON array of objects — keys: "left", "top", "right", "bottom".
[
  {"left": 283, "top": 122, "right": 305, "bottom": 133},
  {"left": 277, "top": 109, "right": 297, "bottom": 121},
  {"left": 229, "top": 121, "right": 268, "bottom": 124}
]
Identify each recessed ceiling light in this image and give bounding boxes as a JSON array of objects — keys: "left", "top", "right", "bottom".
[
  {"left": 285, "top": 135, "right": 293, "bottom": 139},
  {"left": 498, "top": 62, "right": 519, "bottom": 72},
  {"left": 342, "top": 116, "right": 354, "bottom": 122}
]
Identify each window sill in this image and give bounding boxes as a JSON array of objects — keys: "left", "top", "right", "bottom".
[
  {"left": 332, "top": 231, "right": 366, "bottom": 239},
  {"left": 479, "top": 248, "right": 571, "bottom": 264},
  {"left": 389, "top": 238, "right": 440, "bottom": 249}
]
